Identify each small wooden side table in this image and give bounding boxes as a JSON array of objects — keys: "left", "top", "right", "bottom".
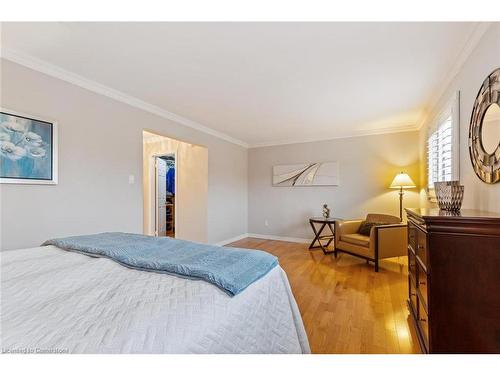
[{"left": 308, "top": 217, "right": 340, "bottom": 255}]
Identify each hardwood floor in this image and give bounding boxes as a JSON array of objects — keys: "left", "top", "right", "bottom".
[{"left": 228, "top": 237, "right": 421, "bottom": 354}]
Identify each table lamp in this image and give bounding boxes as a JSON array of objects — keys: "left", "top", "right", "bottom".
[{"left": 390, "top": 172, "right": 416, "bottom": 221}]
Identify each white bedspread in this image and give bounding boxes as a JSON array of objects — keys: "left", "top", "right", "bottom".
[{"left": 1, "top": 246, "right": 310, "bottom": 354}]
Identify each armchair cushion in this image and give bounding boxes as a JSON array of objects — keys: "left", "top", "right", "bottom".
[{"left": 340, "top": 233, "right": 370, "bottom": 247}]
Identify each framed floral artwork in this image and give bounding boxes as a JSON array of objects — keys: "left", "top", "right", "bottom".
[{"left": 0, "top": 109, "right": 58, "bottom": 184}]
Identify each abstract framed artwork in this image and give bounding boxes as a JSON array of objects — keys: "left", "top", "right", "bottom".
[
  {"left": 0, "top": 109, "right": 58, "bottom": 184},
  {"left": 273, "top": 162, "right": 339, "bottom": 186}
]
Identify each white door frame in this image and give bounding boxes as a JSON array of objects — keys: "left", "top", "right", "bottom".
[{"left": 152, "top": 152, "right": 178, "bottom": 237}]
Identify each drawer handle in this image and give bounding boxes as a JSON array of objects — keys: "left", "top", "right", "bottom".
[
  {"left": 419, "top": 318, "right": 427, "bottom": 323},
  {"left": 419, "top": 281, "right": 426, "bottom": 286}
]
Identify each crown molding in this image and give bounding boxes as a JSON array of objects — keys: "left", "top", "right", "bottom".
[
  {"left": 248, "top": 122, "right": 420, "bottom": 148},
  {"left": 1, "top": 47, "right": 419, "bottom": 150},
  {"left": 0, "top": 48, "right": 249, "bottom": 148},
  {"left": 2, "top": 21, "right": 488, "bottom": 151},
  {"left": 416, "top": 22, "right": 492, "bottom": 131}
]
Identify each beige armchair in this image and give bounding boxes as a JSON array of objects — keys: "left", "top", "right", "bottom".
[{"left": 334, "top": 213, "right": 407, "bottom": 272}]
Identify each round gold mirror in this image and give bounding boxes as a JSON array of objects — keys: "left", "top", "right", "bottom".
[
  {"left": 469, "top": 68, "right": 500, "bottom": 184},
  {"left": 481, "top": 103, "right": 500, "bottom": 154}
]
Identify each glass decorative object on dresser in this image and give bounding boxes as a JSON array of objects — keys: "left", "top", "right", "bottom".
[{"left": 433, "top": 181, "right": 464, "bottom": 212}]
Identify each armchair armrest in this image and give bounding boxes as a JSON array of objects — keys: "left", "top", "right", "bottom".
[
  {"left": 371, "top": 224, "right": 408, "bottom": 259},
  {"left": 369, "top": 223, "right": 407, "bottom": 236}
]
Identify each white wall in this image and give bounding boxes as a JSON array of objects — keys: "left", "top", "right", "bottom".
[
  {"left": 0, "top": 60, "right": 248, "bottom": 250},
  {"left": 248, "top": 131, "right": 420, "bottom": 240},
  {"left": 419, "top": 23, "right": 500, "bottom": 212}
]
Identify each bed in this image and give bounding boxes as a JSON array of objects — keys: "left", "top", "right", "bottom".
[{"left": 1, "top": 244, "right": 310, "bottom": 354}]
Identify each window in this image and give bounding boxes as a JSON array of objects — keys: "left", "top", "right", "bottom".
[{"left": 426, "top": 92, "right": 460, "bottom": 192}]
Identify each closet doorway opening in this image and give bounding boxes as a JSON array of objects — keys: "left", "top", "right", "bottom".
[
  {"left": 142, "top": 130, "right": 208, "bottom": 243},
  {"left": 154, "top": 154, "right": 176, "bottom": 237}
]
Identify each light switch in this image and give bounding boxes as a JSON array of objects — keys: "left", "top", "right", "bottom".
[{"left": 128, "top": 175, "right": 135, "bottom": 184}]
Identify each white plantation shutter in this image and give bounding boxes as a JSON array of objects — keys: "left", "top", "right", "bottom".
[{"left": 427, "top": 92, "right": 460, "bottom": 191}]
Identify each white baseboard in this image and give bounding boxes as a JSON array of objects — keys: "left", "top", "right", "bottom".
[
  {"left": 214, "top": 233, "right": 311, "bottom": 246},
  {"left": 247, "top": 233, "right": 311, "bottom": 244},
  {"left": 214, "top": 233, "right": 249, "bottom": 246}
]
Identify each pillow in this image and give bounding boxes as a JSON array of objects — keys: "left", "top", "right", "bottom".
[{"left": 357, "top": 221, "right": 386, "bottom": 236}]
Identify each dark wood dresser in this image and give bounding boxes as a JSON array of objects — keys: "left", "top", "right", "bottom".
[{"left": 405, "top": 208, "right": 500, "bottom": 353}]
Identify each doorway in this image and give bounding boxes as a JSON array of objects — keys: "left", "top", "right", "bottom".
[
  {"left": 142, "top": 130, "right": 208, "bottom": 243},
  {"left": 155, "top": 154, "right": 176, "bottom": 237}
]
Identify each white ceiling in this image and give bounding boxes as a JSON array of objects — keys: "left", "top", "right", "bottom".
[{"left": 1, "top": 22, "right": 484, "bottom": 147}]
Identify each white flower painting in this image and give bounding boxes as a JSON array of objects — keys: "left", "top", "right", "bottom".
[
  {"left": 273, "top": 162, "right": 339, "bottom": 186},
  {"left": 0, "top": 111, "right": 57, "bottom": 184}
]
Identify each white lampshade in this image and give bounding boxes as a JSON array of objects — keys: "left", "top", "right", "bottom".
[{"left": 390, "top": 172, "right": 416, "bottom": 189}]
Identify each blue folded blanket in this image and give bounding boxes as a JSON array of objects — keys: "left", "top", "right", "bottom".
[{"left": 42, "top": 232, "right": 278, "bottom": 296}]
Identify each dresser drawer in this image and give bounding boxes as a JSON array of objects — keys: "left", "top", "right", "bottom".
[
  {"left": 418, "top": 299, "right": 429, "bottom": 350},
  {"left": 408, "top": 222, "right": 427, "bottom": 269},
  {"left": 408, "top": 223, "right": 418, "bottom": 253},
  {"left": 416, "top": 228, "right": 428, "bottom": 270},
  {"left": 409, "top": 279, "right": 418, "bottom": 317},
  {"left": 417, "top": 263, "right": 428, "bottom": 312},
  {"left": 408, "top": 248, "right": 417, "bottom": 284}
]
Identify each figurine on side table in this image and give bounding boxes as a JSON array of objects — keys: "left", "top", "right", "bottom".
[{"left": 322, "top": 204, "right": 330, "bottom": 219}]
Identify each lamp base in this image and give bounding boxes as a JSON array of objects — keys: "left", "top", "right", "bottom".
[{"left": 399, "top": 188, "right": 404, "bottom": 222}]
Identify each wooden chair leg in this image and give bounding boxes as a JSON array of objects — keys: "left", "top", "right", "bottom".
[{"left": 374, "top": 259, "right": 379, "bottom": 272}]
